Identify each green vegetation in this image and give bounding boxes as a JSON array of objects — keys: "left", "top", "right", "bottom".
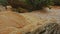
[
  {"left": 0, "top": 0, "right": 60, "bottom": 7},
  {"left": 23, "top": 0, "right": 54, "bottom": 10},
  {"left": 0, "top": 0, "right": 60, "bottom": 12},
  {"left": 54, "top": 0, "right": 60, "bottom": 5},
  {"left": 0, "top": 0, "right": 8, "bottom": 6}
]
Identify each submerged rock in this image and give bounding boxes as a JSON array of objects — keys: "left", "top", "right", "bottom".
[{"left": 27, "top": 23, "right": 60, "bottom": 34}]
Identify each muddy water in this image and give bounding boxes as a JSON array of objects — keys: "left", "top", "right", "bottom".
[{"left": 0, "top": 6, "right": 60, "bottom": 34}]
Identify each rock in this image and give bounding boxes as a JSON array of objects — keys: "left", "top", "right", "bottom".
[{"left": 0, "top": 5, "right": 6, "bottom": 11}]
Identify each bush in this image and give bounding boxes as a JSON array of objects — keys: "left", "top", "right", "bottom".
[
  {"left": 7, "top": 0, "right": 54, "bottom": 10},
  {"left": 7, "top": 0, "right": 60, "bottom": 12},
  {"left": 53, "top": 0, "right": 60, "bottom": 5},
  {"left": 0, "top": 0, "right": 8, "bottom": 6}
]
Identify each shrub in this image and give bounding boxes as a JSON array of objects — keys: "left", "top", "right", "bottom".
[
  {"left": 53, "top": 0, "right": 60, "bottom": 5},
  {"left": 0, "top": 0, "right": 8, "bottom": 6}
]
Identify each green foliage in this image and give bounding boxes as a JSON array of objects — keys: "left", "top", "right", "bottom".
[
  {"left": 6, "top": 0, "right": 60, "bottom": 12},
  {"left": 22, "top": 0, "right": 54, "bottom": 11},
  {"left": 24, "top": 0, "right": 54, "bottom": 9},
  {"left": 0, "top": 0, "right": 8, "bottom": 6},
  {"left": 54, "top": 0, "right": 60, "bottom": 5},
  {"left": 44, "top": 0, "right": 54, "bottom": 6}
]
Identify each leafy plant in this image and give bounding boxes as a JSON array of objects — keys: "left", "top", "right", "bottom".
[
  {"left": 53, "top": 0, "right": 60, "bottom": 5},
  {"left": 6, "top": 0, "right": 60, "bottom": 12},
  {"left": 0, "top": 0, "right": 8, "bottom": 6},
  {"left": 21, "top": 0, "right": 54, "bottom": 10}
]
